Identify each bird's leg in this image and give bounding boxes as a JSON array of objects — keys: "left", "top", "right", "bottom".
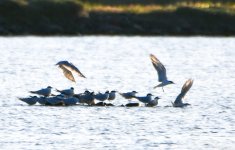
[{"left": 162, "top": 87, "right": 164, "bottom": 92}]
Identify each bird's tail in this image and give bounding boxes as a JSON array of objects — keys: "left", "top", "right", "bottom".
[
  {"left": 18, "top": 97, "right": 23, "bottom": 101},
  {"left": 79, "top": 73, "right": 86, "bottom": 78},
  {"left": 56, "top": 89, "right": 61, "bottom": 93},
  {"left": 51, "top": 94, "right": 56, "bottom": 96},
  {"left": 29, "top": 91, "right": 36, "bottom": 94},
  {"left": 153, "top": 85, "right": 161, "bottom": 89},
  {"left": 118, "top": 92, "right": 123, "bottom": 95}
]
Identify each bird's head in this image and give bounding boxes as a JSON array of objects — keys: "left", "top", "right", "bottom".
[
  {"left": 111, "top": 90, "right": 117, "bottom": 93},
  {"left": 47, "top": 86, "right": 52, "bottom": 89},
  {"left": 154, "top": 96, "right": 160, "bottom": 100},
  {"left": 84, "top": 90, "right": 90, "bottom": 94},
  {"left": 71, "top": 87, "right": 74, "bottom": 90},
  {"left": 147, "top": 93, "right": 153, "bottom": 96},
  {"left": 105, "top": 91, "right": 109, "bottom": 94}
]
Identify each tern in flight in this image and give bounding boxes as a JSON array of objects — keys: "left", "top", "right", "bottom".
[
  {"left": 150, "top": 54, "right": 174, "bottom": 92},
  {"left": 172, "top": 79, "right": 194, "bottom": 107},
  {"left": 56, "top": 61, "right": 86, "bottom": 82}
]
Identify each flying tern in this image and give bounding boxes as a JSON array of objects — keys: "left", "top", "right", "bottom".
[
  {"left": 56, "top": 60, "right": 86, "bottom": 82},
  {"left": 150, "top": 54, "right": 174, "bottom": 91},
  {"left": 172, "top": 79, "right": 194, "bottom": 107}
]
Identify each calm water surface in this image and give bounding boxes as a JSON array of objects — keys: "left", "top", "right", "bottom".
[{"left": 0, "top": 36, "right": 234, "bottom": 149}]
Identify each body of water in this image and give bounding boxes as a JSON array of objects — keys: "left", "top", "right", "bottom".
[{"left": 0, "top": 36, "right": 234, "bottom": 149}]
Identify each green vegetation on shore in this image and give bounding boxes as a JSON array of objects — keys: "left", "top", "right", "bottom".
[{"left": 0, "top": 0, "right": 235, "bottom": 35}]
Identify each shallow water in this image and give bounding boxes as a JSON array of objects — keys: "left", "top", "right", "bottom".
[{"left": 0, "top": 36, "right": 235, "bottom": 149}]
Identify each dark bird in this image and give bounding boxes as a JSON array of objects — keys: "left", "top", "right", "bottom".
[
  {"left": 45, "top": 96, "right": 64, "bottom": 106},
  {"left": 94, "top": 91, "right": 109, "bottom": 101},
  {"left": 63, "top": 97, "right": 79, "bottom": 106},
  {"left": 108, "top": 90, "right": 117, "bottom": 100},
  {"left": 146, "top": 97, "right": 160, "bottom": 107},
  {"left": 134, "top": 93, "right": 153, "bottom": 104},
  {"left": 74, "top": 91, "right": 95, "bottom": 105},
  {"left": 18, "top": 96, "right": 38, "bottom": 105}
]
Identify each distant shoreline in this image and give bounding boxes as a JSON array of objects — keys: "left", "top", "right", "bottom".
[{"left": 0, "top": 0, "right": 235, "bottom": 36}]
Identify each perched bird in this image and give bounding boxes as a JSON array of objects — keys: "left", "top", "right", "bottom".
[
  {"left": 18, "top": 96, "right": 38, "bottom": 105},
  {"left": 45, "top": 96, "right": 64, "bottom": 106},
  {"left": 56, "top": 87, "right": 74, "bottom": 97},
  {"left": 74, "top": 91, "right": 95, "bottom": 105},
  {"left": 56, "top": 60, "right": 86, "bottom": 82},
  {"left": 172, "top": 79, "right": 194, "bottom": 107},
  {"left": 94, "top": 91, "right": 109, "bottom": 101},
  {"left": 146, "top": 97, "right": 160, "bottom": 107},
  {"left": 37, "top": 97, "right": 47, "bottom": 105},
  {"left": 119, "top": 91, "right": 138, "bottom": 99},
  {"left": 30, "top": 86, "right": 52, "bottom": 97},
  {"left": 63, "top": 97, "right": 79, "bottom": 106},
  {"left": 150, "top": 54, "right": 174, "bottom": 91},
  {"left": 108, "top": 90, "right": 117, "bottom": 100},
  {"left": 134, "top": 93, "right": 153, "bottom": 104}
]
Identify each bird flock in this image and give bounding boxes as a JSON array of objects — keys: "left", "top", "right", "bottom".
[{"left": 18, "top": 54, "right": 194, "bottom": 108}]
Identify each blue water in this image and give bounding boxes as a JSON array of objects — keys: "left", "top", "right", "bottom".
[{"left": 0, "top": 36, "right": 234, "bottom": 149}]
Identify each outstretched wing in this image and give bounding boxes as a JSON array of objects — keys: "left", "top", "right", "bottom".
[
  {"left": 59, "top": 65, "right": 76, "bottom": 82},
  {"left": 56, "top": 61, "right": 86, "bottom": 78},
  {"left": 181, "top": 79, "right": 193, "bottom": 98},
  {"left": 174, "top": 79, "right": 194, "bottom": 104},
  {"left": 150, "top": 54, "right": 167, "bottom": 82}
]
